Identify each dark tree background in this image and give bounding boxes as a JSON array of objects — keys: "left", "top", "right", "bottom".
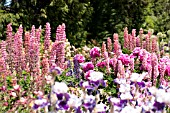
[{"left": 0, "top": 0, "right": 170, "bottom": 47}]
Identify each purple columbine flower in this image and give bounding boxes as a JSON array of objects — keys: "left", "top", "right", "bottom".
[
  {"left": 56, "top": 100, "right": 69, "bottom": 110},
  {"left": 83, "top": 95, "right": 96, "bottom": 112},
  {"left": 52, "top": 82, "right": 69, "bottom": 94},
  {"left": 50, "top": 64, "right": 63, "bottom": 75},
  {"left": 87, "top": 71, "right": 104, "bottom": 87},
  {"left": 90, "top": 47, "right": 100, "bottom": 58},
  {"left": 79, "top": 81, "right": 91, "bottom": 89},
  {"left": 33, "top": 98, "right": 48, "bottom": 110},
  {"left": 95, "top": 103, "right": 107, "bottom": 113},
  {"left": 55, "top": 93, "right": 70, "bottom": 111},
  {"left": 153, "top": 101, "right": 165, "bottom": 111},
  {"left": 67, "top": 94, "right": 82, "bottom": 109},
  {"left": 137, "top": 82, "right": 145, "bottom": 87}
]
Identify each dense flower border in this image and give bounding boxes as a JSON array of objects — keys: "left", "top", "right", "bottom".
[{"left": 0, "top": 23, "right": 170, "bottom": 112}]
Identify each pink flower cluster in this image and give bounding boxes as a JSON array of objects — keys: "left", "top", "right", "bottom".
[
  {"left": 90, "top": 47, "right": 100, "bottom": 58},
  {"left": 74, "top": 54, "right": 85, "bottom": 63},
  {"left": 118, "top": 54, "right": 130, "bottom": 66}
]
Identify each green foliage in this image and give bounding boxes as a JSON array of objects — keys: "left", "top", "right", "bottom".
[
  {"left": 103, "top": 72, "right": 117, "bottom": 96},
  {"left": 0, "top": 10, "right": 20, "bottom": 38},
  {"left": 122, "top": 48, "right": 132, "bottom": 55},
  {"left": 143, "top": 0, "right": 170, "bottom": 33},
  {"left": 88, "top": 0, "right": 149, "bottom": 44}
]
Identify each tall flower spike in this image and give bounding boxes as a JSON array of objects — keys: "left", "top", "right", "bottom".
[
  {"left": 128, "top": 34, "right": 133, "bottom": 51},
  {"left": 104, "top": 52, "right": 110, "bottom": 74},
  {"left": 49, "top": 41, "right": 57, "bottom": 68},
  {"left": 159, "top": 62, "right": 166, "bottom": 85},
  {"left": 24, "top": 32, "right": 30, "bottom": 71},
  {"left": 102, "top": 42, "right": 107, "bottom": 58},
  {"left": 113, "top": 33, "right": 119, "bottom": 56},
  {"left": 123, "top": 27, "right": 129, "bottom": 49},
  {"left": 151, "top": 36, "right": 158, "bottom": 53},
  {"left": 0, "top": 41, "right": 8, "bottom": 75},
  {"left": 141, "top": 51, "right": 148, "bottom": 71},
  {"left": 132, "top": 29, "right": 136, "bottom": 50},
  {"left": 0, "top": 57, "right": 7, "bottom": 76},
  {"left": 136, "top": 36, "right": 140, "bottom": 47},
  {"left": 55, "top": 23, "right": 66, "bottom": 69},
  {"left": 139, "top": 28, "right": 144, "bottom": 47},
  {"left": 151, "top": 53, "right": 159, "bottom": 86},
  {"left": 142, "top": 40, "right": 146, "bottom": 49},
  {"left": 29, "top": 30, "right": 39, "bottom": 76},
  {"left": 18, "top": 25, "right": 25, "bottom": 73},
  {"left": 107, "top": 37, "right": 112, "bottom": 54},
  {"left": 6, "top": 23, "right": 15, "bottom": 73},
  {"left": 41, "top": 54, "right": 49, "bottom": 76},
  {"left": 146, "top": 34, "right": 150, "bottom": 52},
  {"left": 130, "top": 57, "right": 134, "bottom": 72},
  {"left": 0, "top": 41, "right": 8, "bottom": 62},
  {"left": 31, "top": 25, "right": 35, "bottom": 37},
  {"left": 36, "top": 26, "right": 42, "bottom": 44},
  {"left": 13, "top": 25, "right": 24, "bottom": 75},
  {"left": 44, "top": 22, "right": 51, "bottom": 54},
  {"left": 117, "top": 60, "right": 125, "bottom": 78}
]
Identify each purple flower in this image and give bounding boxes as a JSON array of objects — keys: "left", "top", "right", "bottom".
[
  {"left": 90, "top": 47, "right": 100, "bottom": 58},
  {"left": 33, "top": 98, "right": 48, "bottom": 110},
  {"left": 56, "top": 100, "right": 69, "bottom": 110},
  {"left": 50, "top": 64, "right": 63, "bottom": 75},
  {"left": 86, "top": 71, "right": 104, "bottom": 87},
  {"left": 153, "top": 101, "right": 165, "bottom": 111},
  {"left": 74, "top": 54, "right": 85, "bottom": 63},
  {"left": 95, "top": 103, "right": 107, "bottom": 113},
  {"left": 55, "top": 93, "right": 70, "bottom": 111},
  {"left": 67, "top": 94, "right": 82, "bottom": 108},
  {"left": 83, "top": 95, "right": 96, "bottom": 112},
  {"left": 82, "top": 62, "right": 94, "bottom": 72},
  {"left": 79, "top": 81, "right": 91, "bottom": 89}
]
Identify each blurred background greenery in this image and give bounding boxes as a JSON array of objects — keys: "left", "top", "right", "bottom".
[{"left": 0, "top": 0, "right": 170, "bottom": 47}]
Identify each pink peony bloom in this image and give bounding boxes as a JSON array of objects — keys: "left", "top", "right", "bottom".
[
  {"left": 85, "top": 70, "right": 94, "bottom": 80},
  {"left": 118, "top": 54, "right": 130, "bottom": 66},
  {"left": 82, "top": 62, "right": 94, "bottom": 72},
  {"left": 165, "top": 65, "right": 170, "bottom": 76},
  {"left": 90, "top": 47, "right": 100, "bottom": 58},
  {"left": 132, "top": 47, "right": 141, "bottom": 56},
  {"left": 74, "top": 54, "right": 85, "bottom": 63},
  {"left": 96, "top": 61, "right": 106, "bottom": 68}
]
